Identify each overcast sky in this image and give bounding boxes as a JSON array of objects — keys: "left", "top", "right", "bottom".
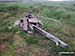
[
  {"left": 33, "top": 0, "right": 75, "bottom": 1},
  {"left": 0, "top": 0, "right": 75, "bottom": 1},
  {"left": 50, "top": 0, "right": 75, "bottom": 1},
  {"left": 48, "top": 0, "right": 74, "bottom": 1}
]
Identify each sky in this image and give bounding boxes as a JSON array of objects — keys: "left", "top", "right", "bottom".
[
  {"left": 32, "top": 0, "right": 75, "bottom": 1},
  {"left": 0, "top": 0, "right": 74, "bottom": 1},
  {"left": 48, "top": 0, "right": 74, "bottom": 1},
  {"left": 49, "top": 0, "right": 63, "bottom": 1}
]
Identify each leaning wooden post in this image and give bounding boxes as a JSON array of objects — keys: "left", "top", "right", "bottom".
[{"left": 33, "top": 25, "right": 68, "bottom": 47}]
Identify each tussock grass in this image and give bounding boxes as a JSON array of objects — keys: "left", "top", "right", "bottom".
[{"left": 0, "top": 2, "right": 75, "bottom": 56}]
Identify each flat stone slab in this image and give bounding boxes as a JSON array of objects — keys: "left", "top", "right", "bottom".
[
  {"left": 29, "top": 18, "right": 39, "bottom": 23},
  {"left": 22, "top": 19, "right": 28, "bottom": 31}
]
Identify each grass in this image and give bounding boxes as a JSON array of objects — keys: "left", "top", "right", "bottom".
[{"left": 0, "top": 1, "right": 75, "bottom": 56}]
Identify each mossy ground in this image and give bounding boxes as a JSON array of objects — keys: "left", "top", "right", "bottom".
[{"left": 0, "top": 1, "right": 75, "bottom": 56}]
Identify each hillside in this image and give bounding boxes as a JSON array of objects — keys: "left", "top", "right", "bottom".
[{"left": 0, "top": 1, "right": 75, "bottom": 56}]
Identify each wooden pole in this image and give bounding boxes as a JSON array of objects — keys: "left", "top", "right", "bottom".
[
  {"left": 33, "top": 25, "right": 68, "bottom": 47},
  {"left": 59, "top": 52, "right": 75, "bottom": 55},
  {"left": 37, "top": 16, "right": 62, "bottom": 24}
]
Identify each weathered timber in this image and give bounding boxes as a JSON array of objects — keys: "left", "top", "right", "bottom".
[
  {"left": 59, "top": 52, "right": 75, "bottom": 55},
  {"left": 33, "top": 25, "right": 68, "bottom": 47},
  {"left": 37, "top": 16, "right": 62, "bottom": 24},
  {"left": 29, "top": 18, "right": 39, "bottom": 23}
]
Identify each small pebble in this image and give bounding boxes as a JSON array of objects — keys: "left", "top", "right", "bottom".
[
  {"left": 9, "top": 26, "right": 12, "bottom": 29},
  {"left": 27, "top": 31, "right": 33, "bottom": 34}
]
